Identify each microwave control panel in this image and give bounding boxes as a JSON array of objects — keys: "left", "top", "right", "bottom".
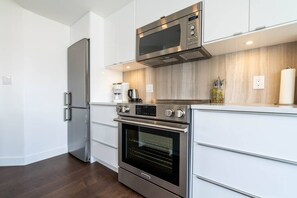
[{"left": 187, "top": 12, "right": 200, "bottom": 48}]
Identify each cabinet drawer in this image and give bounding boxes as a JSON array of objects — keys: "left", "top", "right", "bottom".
[
  {"left": 193, "top": 143, "right": 297, "bottom": 198},
  {"left": 91, "top": 105, "right": 117, "bottom": 126},
  {"left": 91, "top": 123, "right": 118, "bottom": 148},
  {"left": 193, "top": 175, "right": 249, "bottom": 198},
  {"left": 194, "top": 110, "right": 297, "bottom": 163},
  {"left": 91, "top": 141, "right": 118, "bottom": 170}
]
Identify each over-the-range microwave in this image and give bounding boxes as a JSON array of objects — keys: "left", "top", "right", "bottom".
[{"left": 136, "top": 2, "right": 211, "bottom": 67}]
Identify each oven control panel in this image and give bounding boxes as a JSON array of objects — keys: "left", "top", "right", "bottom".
[
  {"left": 136, "top": 105, "right": 156, "bottom": 116},
  {"left": 116, "top": 103, "right": 190, "bottom": 123}
]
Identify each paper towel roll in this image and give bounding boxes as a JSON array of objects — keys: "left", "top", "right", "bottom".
[{"left": 279, "top": 68, "right": 296, "bottom": 105}]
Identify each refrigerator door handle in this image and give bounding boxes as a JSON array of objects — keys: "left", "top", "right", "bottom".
[
  {"left": 85, "top": 112, "right": 89, "bottom": 124},
  {"left": 64, "top": 92, "right": 69, "bottom": 106},
  {"left": 68, "top": 92, "right": 72, "bottom": 105},
  {"left": 64, "top": 108, "right": 71, "bottom": 121},
  {"left": 64, "top": 92, "right": 72, "bottom": 106}
]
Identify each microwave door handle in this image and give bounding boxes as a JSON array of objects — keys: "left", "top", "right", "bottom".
[{"left": 114, "top": 118, "right": 188, "bottom": 133}]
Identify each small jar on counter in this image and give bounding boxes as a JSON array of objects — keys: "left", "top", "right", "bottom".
[{"left": 211, "top": 77, "right": 225, "bottom": 103}]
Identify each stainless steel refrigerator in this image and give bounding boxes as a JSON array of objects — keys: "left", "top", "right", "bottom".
[{"left": 64, "top": 38, "right": 90, "bottom": 162}]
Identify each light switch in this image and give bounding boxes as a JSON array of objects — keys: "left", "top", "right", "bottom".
[
  {"left": 146, "top": 84, "right": 154, "bottom": 93},
  {"left": 2, "top": 76, "right": 12, "bottom": 85}
]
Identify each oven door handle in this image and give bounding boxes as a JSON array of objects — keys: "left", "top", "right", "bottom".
[{"left": 114, "top": 118, "right": 188, "bottom": 133}]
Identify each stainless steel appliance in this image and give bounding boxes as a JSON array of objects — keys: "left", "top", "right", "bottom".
[
  {"left": 127, "top": 89, "right": 142, "bottom": 102},
  {"left": 64, "top": 38, "right": 90, "bottom": 162},
  {"left": 136, "top": 2, "right": 211, "bottom": 67},
  {"left": 114, "top": 100, "right": 208, "bottom": 197}
]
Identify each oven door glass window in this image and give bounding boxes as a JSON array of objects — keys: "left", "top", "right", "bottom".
[
  {"left": 122, "top": 124, "right": 180, "bottom": 186},
  {"left": 139, "top": 24, "right": 181, "bottom": 55}
]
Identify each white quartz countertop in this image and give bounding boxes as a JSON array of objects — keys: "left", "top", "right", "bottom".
[
  {"left": 191, "top": 103, "right": 297, "bottom": 115},
  {"left": 90, "top": 102, "right": 117, "bottom": 106}
]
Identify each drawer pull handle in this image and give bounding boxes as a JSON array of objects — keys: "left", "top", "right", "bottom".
[
  {"left": 196, "top": 142, "right": 297, "bottom": 166},
  {"left": 254, "top": 26, "right": 266, "bottom": 31},
  {"left": 233, "top": 32, "right": 243, "bottom": 36},
  {"left": 196, "top": 175, "right": 261, "bottom": 198},
  {"left": 141, "top": 172, "right": 151, "bottom": 180}
]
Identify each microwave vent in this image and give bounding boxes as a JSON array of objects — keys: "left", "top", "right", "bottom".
[
  {"left": 143, "top": 58, "right": 163, "bottom": 66},
  {"left": 162, "top": 57, "right": 179, "bottom": 63},
  {"left": 179, "top": 50, "right": 204, "bottom": 60}
]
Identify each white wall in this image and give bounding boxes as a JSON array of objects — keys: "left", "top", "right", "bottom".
[
  {"left": 70, "top": 13, "right": 91, "bottom": 45},
  {"left": 0, "top": 0, "right": 123, "bottom": 166},
  {"left": 23, "top": 9, "right": 69, "bottom": 164},
  {"left": 0, "top": 0, "right": 70, "bottom": 166},
  {"left": 0, "top": 0, "right": 25, "bottom": 165}
]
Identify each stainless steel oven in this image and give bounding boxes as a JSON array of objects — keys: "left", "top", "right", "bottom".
[
  {"left": 115, "top": 103, "right": 191, "bottom": 198},
  {"left": 136, "top": 2, "right": 211, "bottom": 67}
]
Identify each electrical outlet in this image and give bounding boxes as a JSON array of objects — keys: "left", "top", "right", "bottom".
[
  {"left": 2, "top": 76, "right": 12, "bottom": 85},
  {"left": 146, "top": 84, "right": 154, "bottom": 93},
  {"left": 253, "top": 76, "right": 265, "bottom": 90}
]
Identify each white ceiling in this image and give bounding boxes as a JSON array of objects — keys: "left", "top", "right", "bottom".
[{"left": 14, "top": 0, "right": 133, "bottom": 25}]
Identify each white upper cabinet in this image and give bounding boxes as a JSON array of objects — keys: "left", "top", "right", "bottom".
[
  {"left": 104, "top": 16, "right": 117, "bottom": 67},
  {"left": 104, "top": 1, "right": 135, "bottom": 66},
  {"left": 114, "top": 1, "right": 135, "bottom": 63},
  {"left": 135, "top": 0, "right": 200, "bottom": 29},
  {"left": 250, "top": 0, "right": 297, "bottom": 31},
  {"left": 203, "top": 0, "right": 249, "bottom": 43}
]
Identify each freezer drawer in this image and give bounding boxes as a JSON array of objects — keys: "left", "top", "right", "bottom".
[{"left": 68, "top": 107, "right": 90, "bottom": 162}]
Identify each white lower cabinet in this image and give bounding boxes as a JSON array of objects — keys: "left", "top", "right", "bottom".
[
  {"left": 192, "top": 108, "right": 297, "bottom": 198},
  {"left": 92, "top": 123, "right": 118, "bottom": 148},
  {"left": 193, "top": 143, "right": 297, "bottom": 198},
  {"left": 194, "top": 110, "right": 297, "bottom": 163},
  {"left": 90, "top": 104, "right": 118, "bottom": 172},
  {"left": 91, "top": 141, "right": 118, "bottom": 172}
]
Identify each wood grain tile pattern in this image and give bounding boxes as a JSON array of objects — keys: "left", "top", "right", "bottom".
[
  {"left": 0, "top": 154, "right": 142, "bottom": 198},
  {"left": 124, "top": 41, "right": 297, "bottom": 104}
]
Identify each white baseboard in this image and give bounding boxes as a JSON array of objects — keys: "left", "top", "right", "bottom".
[
  {"left": 93, "top": 157, "right": 118, "bottom": 173},
  {"left": 24, "top": 146, "right": 68, "bottom": 165},
  {"left": 0, "top": 156, "right": 25, "bottom": 166},
  {"left": 0, "top": 146, "right": 68, "bottom": 166},
  {"left": 90, "top": 156, "right": 96, "bottom": 163}
]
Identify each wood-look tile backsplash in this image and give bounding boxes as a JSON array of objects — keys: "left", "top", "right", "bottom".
[{"left": 123, "top": 41, "right": 297, "bottom": 104}]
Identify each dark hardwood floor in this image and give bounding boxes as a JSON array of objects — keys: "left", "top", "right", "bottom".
[{"left": 0, "top": 154, "right": 143, "bottom": 198}]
